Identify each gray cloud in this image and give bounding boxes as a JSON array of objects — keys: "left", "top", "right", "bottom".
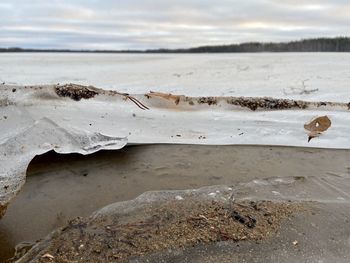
[{"left": 0, "top": 0, "right": 349, "bottom": 49}]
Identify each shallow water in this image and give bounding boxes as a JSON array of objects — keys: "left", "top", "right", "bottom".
[{"left": 1, "top": 144, "right": 350, "bottom": 261}]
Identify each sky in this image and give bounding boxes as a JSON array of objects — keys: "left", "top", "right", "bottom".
[{"left": 1, "top": 0, "right": 349, "bottom": 50}]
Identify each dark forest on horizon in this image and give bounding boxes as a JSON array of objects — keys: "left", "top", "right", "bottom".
[{"left": 1, "top": 37, "right": 350, "bottom": 53}]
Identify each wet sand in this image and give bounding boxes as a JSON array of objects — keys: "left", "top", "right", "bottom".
[
  {"left": 17, "top": 191, "right": 305, "bottom": 263},
  {"left": 138, "top": 202, "right": 350, "bottom": 263},
  {"left": 1, "top": 145, "right": 350, "bottom": 261}
]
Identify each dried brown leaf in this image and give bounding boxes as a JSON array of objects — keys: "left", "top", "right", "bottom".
[
  {"left": 304, "top": 116, "right": 331, "bottom": 142},
  {"left": 304, "top": 116, "right": 331, "bottom": 132}
]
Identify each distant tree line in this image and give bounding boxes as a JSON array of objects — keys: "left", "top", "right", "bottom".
[
  {"left": 1, "top": 37, "right": 350, "bottom": 53},
  {"left": 150, "top": 37, "right": 350, "bottom": 53}
]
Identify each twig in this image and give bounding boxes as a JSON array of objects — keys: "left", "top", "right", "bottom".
[
  {"left": 235, "top": 203, "right": 251, "bottom": 209},
  {"left": 120, "top": 93, "right": 149, "bottom": 110},
  {"left": 229, "top": 190, "right": 235, "bottom": 211},
  {"left": 199, "top": 214, "right": 209, "bottom": 221},
  {"left": 127, "top": 95, "right": 149, "bottom": 110},
  {"left": 282, "top": 79, "right": 318, "bottom": 96}
]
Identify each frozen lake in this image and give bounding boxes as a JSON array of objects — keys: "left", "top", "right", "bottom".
[
  {"left": 1, "top": 53, "right": 350, "bottom": 101},
  {"left": 1, "top": 53, "right": 350, "bottom": 262}
]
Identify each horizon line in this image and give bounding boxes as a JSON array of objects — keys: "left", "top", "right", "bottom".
[{"left": 1, "top": 36, "right": 349, "bottom": 53}]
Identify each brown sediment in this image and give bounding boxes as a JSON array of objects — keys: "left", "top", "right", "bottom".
[
  {"left": 226, "top": 97, "right": 308, "bottom": 111},
  {"left": 0, "top": 98, "right": 15, "bottom": 107},
  {"left": 31, "top": 200, "right": 304, "bottom": 263},
  {"left": 317, "top": 101, "right": 327, "bottom": 107},
  {"left": 55, "top": 84, "right": 99, "bottom": 101},
  {"left": 197, "top": 97, "right": 218, "bottom": 106},
  {"left": 4, "top": 84, "right": 350, "bottom": 111},
  {"left": 145, "top": 91, "right": 182, "bottom": 105},
  {"left": 0, "top": 204, "right": 7, "bottom": 219},
  {"left": 145, "top": 93, "right": 309, "bottom": 110},
  {"left": 54, "top": 84, "right": 149, "bottom": 109},
  {"left": 142, "top": 90, "right": 347, "bottom": 111}
]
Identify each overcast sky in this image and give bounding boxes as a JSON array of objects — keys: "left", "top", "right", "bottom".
[{"left": 1, "top": 0, "right": 349, "bottom": 50}]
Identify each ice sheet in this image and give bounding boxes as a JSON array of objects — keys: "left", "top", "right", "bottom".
[
  {"left": 1, "top": 83, "right": 349, "bottom": 217},
  {"left": 1, "top": 53, "right": 350, "bottom": 101}
]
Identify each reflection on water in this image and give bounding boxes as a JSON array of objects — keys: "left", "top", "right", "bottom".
[{"left": 1, "top": 145, "right": 350, "bottom": 261}]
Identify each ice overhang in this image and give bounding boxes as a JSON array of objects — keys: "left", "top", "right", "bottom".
[{"left": 0, "top": 83, "right": 349, "bottom": 217}]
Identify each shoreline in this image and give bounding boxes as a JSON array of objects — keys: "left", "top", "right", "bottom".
[{"left": 1, "top": 144, "right": 350, "bottom": 261}]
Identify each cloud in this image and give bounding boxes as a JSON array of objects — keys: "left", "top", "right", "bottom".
[{"left": 0, "top": 0, "right": 349, "bottom": 49}]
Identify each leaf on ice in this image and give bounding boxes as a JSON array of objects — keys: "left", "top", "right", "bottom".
[{"left": 304, "top": 116, "right": 331, "bottom": 142}]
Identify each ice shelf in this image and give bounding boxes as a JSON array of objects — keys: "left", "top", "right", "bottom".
[{"left": 0, "top": 83, "right": 349, "bottom": 217}]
